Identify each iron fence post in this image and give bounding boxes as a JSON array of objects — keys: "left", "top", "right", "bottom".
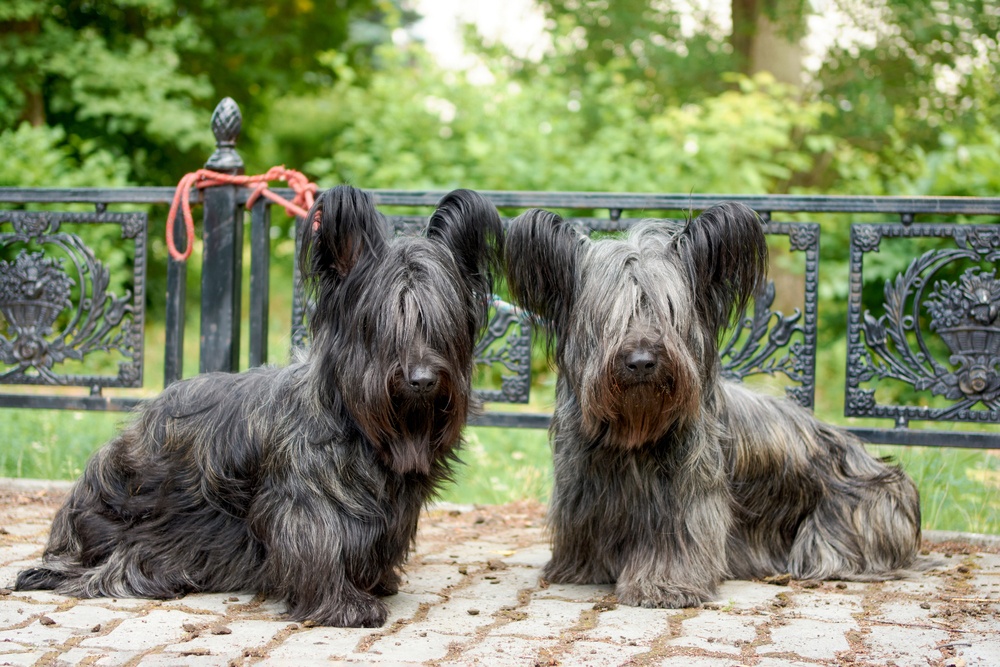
[{"left": 199, "top": 98, "right": 245, "bottom": 374}]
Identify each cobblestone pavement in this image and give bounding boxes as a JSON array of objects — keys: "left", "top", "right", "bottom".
[{"left": 0, "top": 480, "right": 997, "bottom": 667}]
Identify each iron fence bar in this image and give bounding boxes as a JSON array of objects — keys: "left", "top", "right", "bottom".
[
  {"left": 249, "top": 200, "right": 271, "bottom": 368},
  {"left": 5, "top": 188, "right": 1000, "bottom": 217},
  {"left": 849, "top": 428, "right": 999, "bottom": 449},
  {"left": 164, "top": 210, "right": 187, "bottom": 387},
  {"left": 0, "top": 394, "right": 142, "bottom": 411}
]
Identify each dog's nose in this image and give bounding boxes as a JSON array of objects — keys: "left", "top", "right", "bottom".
[
  {"left": 407, "top": 366, "right": 439, "bottom": 394},
  {"left": 624, "top": 348, "right": 657, "bottom": 378}
]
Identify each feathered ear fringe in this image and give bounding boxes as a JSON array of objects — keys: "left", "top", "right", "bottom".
[
  {"left": 675, "top": 202, "right": 768, "bottom": 337},
  {"left": 427, "top": 189, "right": 505, "bottom": 319},
  {"left": 299, "top": 185, "right": 389, "bottom": 293},
  {"left": 504, "top": 209, "right": 586, "bottom": 352}
]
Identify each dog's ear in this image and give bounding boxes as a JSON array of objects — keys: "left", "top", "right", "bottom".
[
  {"left": 504, "top": 209, "right": 584, "bottom": 341},
  {"left": 427, "top": 189, "right": 504, "bottom": 308},
  {"left": 300, "top": 185, "right": 389, "bottom": 290},
  {"left": 674, "top": 202, "right": 768, "bottom": 336}
]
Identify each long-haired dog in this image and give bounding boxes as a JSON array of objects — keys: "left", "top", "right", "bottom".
[
  {"left": 14, "top": 185, "right": 503, "bottom": 627},
  {"left": 505, "top": 204, "right": 921, "bottom": 608}
]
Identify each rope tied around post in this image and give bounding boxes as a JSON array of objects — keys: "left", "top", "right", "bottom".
[{"left": 166, "top": 166, "right": 318, "bottom": 262}]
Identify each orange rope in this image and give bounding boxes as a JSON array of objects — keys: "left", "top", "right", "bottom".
[{"left": 167, "top": 166, "right": 317, "bottom": 262}]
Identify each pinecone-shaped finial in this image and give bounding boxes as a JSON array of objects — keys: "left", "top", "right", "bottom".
[{"left": 205, "top": 97, "right": 245, "bottom": 172}]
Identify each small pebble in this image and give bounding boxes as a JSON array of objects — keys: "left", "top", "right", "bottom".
[
  {"left": 212, "top": 626, "right": 232, "bottom": 635},
  {"left": 920, "top": 602, "right": 931, "bottom": 610},
  {"left": 91, "top": 624, "right": 102, "bottom": 633},
  {"left": 39, "top": 616, "right": 56, "bottom": 626},
  {"left": 182, "top": 623, "right": 198, "bottom": 633},
  {"left": 467, "top": 608, "right": 480, "bottom": 616}
]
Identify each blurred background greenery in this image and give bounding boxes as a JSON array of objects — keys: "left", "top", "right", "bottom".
[{"left": 1, "top": 0, "right": 997, "bottom": 532}]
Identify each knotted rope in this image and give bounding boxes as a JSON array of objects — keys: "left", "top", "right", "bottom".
[{"left": 167, "top": 166, "right": 318, "bottom": 262}]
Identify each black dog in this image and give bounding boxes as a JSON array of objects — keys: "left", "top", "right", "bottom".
[
  {"left": 505, "top": 204, "right": 921, "bottom": 608},
  {"left": 15, "top": 185, "right": 503, "bottom": 627}
]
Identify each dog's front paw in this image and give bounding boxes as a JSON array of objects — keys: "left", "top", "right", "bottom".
[
  {"left": 299, "top": 593, "right": 389, "bottom": 628},
  {"left": 371, "top": 569, "right": 401, "bottom": 596},
  {"left": 616, "top": 581, "right": 710, "bottom": 609},
  {"left": 309, "top": 597, "right": 389, "bottom": 628}
]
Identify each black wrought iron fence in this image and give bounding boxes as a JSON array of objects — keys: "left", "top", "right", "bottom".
[{"left": 2, "top": 98, "right": 998, "bottom": 447}]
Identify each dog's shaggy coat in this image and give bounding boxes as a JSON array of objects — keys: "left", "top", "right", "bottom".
[
  {"left": 15, "top": 185, "right": 503, "bottom": 627},
  {"left": 505, "top": 204, "right": 921, "bottom": 608}
]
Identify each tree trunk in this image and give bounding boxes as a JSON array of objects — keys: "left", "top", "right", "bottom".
[{"left": 731, "top": 0, "right": 804, "bottom": 87}]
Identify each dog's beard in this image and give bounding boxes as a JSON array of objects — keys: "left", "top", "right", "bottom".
[
  {"left": 350, "top": 369, "right": 467, "bottom": 475},
  {"left": 578, "top": 347, "right": 701, "bottom": 449}
]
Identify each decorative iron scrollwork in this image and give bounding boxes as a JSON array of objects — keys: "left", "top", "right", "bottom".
[
  {"left": 0, "top": 211, "right": 147, "bottom": 389},
  {"left": 474, "top": 299, "right": 532, "bottom": 404},
  {"left": 847, "top": 223, "right": 1000, "bottom": 422},
  {"left": 720, "top": 222, "right": 819, "bottom": 408}
]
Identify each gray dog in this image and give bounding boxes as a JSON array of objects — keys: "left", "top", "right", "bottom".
[
  {"left": 15, "top": 185, "right": 503, "bottom": 627},
  {"left": 505, "top": 203, "right": 921, "bottom": 608}
]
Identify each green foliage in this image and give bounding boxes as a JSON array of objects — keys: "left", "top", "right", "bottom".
[
  {"left": 0, "top": 122, "right": 131, "bottom": 187},
  {"left": 0, "top": 0, "right": 407, "bottom": 183},
  {"left": 261, "top": 47, "right": 841, "bottom": 197}
]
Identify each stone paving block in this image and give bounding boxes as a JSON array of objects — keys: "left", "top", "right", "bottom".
[
  {"left": 0, "top": 649, "right": 49, "bottom": 666},
  {"left": 500, "top": 544, "right": 551, "bottom": 568},
  {"left": 449, "top": 569, "right": 540, "bottom": 602},
  {"left": 490, "top": 598, "right": 590, "bottom": 638},
  {"left": 762, "top": 618, "right": 854, "bottom": 660},
  {"left": 2, "top": 590, "right": 67, "bottom": 605},
  {"left": 787, "top": 590, "right": 861, "bottom": 622},
  {"left": 263, "top": 625, "right": 378, "bottom": 662},
  {"left": 384, "top": 591, "right": 447, "bottom": 623},
  {"left": 0, "top": 566, "right": 22, "bottom": 585},
  {"left": 136, "top": 652, "right": 234, "bottom": 666},
  {"left": 161, "top": 592, "right": 256, "bottom": 616},
  {"left": 655, "top": 655, "right": 747, "bottom": 666},
  {"left": 0, "top": 544, "right": 43, "bottom": 565},
  {"left": 0, "top": 598, "right": 59, "bottom": 627},
  {"left": 582, "top": 605, "right": 671, "bottom": 645},
  {"left": 752, "top": 658, "right": 819, "bottom": 667},
  {"left": 0, "top": 614, "right": 85, "bottom": 649},
  {"left": 75, "top": 596, "right": 155, "bottom": 611},
  {"left": 878, "top": 576, "right": 941, "bottom": 596},
  {"left": 958, "top": 631, "right": 1000, "bottom": 667},
  {"left": 714, "top": 580, "right": 789, "bottom": 612},
  {"left": 863, "top": 623, "right": 951, "bottom": 667},
  {"left": 559, "top": 639, "right": 648, "bottom": 666},
  {"left": 419, "top": 540, "right": 519, "bottom": 564},
  {"left": 363, "top": 626, "right": 459, "bottom": 662},
  {"left": 80, "top": 609, "right": 210, "bottom": 650},
  {"left": 438, "top": 635, "right": 551, "bottom": 667},
  {"left": 46, "top": 604, "right": 131, "bottom": 631},
  {"left": 670, "top": 611, "right": 757, "bottom": 655},
  {"left": 164, "top": 619, "right": 285, "bottom": 659},
  {"left": 418, "top": 598, "right": 499, "bottom": 635},
  {"left": 53, "top": 647, "right": 141, "bottom": 667},
  {"left": 400, "top": 563, "right": 464, "bottom": 594},
  {"left": 869, "top": 598, "right": 938, "bottom": 625},
  {"left": 535, "top": 582, "right": 614, "bottom": 603}
]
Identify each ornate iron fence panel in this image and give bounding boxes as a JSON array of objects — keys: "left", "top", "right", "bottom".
[
  {"left": 847, "top": 222, "right": 1000, "bottom": 424},
  {"left": 0, "top": 211, "right": 147, "bottom": 404}
]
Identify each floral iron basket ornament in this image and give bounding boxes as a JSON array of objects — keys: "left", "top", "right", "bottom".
[{"left": 925, "top": 267, "right": 1000, "bottom": 401}]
